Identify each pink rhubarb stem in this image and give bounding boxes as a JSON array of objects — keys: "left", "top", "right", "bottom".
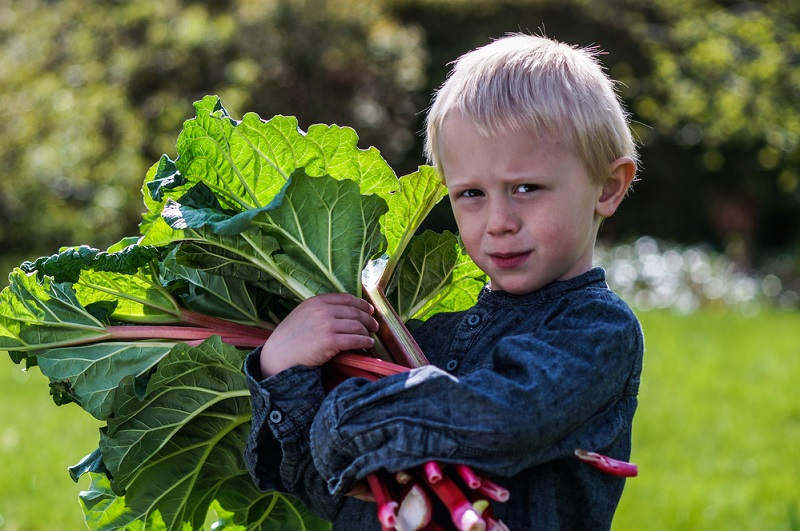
[
  {"left": 476, "top": 477, "right": 510, "bottom": 503},
  {"left": 107, "top": 325, "right": 269, "bottom": 348},
  {"left": 106, "top": 325, "right": 219, "bottom": 341},
  {"left": 574, "top": 449, "right": 639, "bottom": 477},
  {"left": 329, "top": 365, "right": 382, "bottom": 382},
  {"left": 486, "top": 517, "right": 511, "bottom": 531},
  {"left": 367, "top": 472, "right": 399, "bottom": 529},
  {"left": 362, "top": 283, "right": 429, "bottom": 368},
  {"left": 331, "top": 352, "right": 410, "bottom": 378},
  {"left": 423, "top": 461, "right": 443, "bottom": 484},
  {"left": 455, "top": 464, "right": 482, "bottom": 489},
  {"left": 423, "top": 472, "right": 486, "bottom": 531},
  {"left": 178, "top": 308, "right": 275, "bottom": 334}
]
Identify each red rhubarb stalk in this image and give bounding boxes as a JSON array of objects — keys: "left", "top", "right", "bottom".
[
  {"left": 455, "top": 464, "right": 482, "bottom": 489},
  {"left": 423, "top": 473, "right": 486, "bottom": 531},
  {"left": 331, "top": 352, "right": 410, "bottom": 377},
  {"left": 106, "top": 326, "right": 229, "bottom": 341},
  {"left": 329, "top": 364, "right": 381, "bottom": 382},
  {"left": 574, "top": 449, "right": 639, "bottom": 477},
  {"left": 367, "top": 472, "right": 399, "bottom": 528},
  {"left": 178, "top": 308, "right": 275, "bottom": 334},
  {"left": 476, "top": 477, "right": 510, "bottom": 503},
  {"left": 460, "top": 478, "right": 492, "bottom": 521},
  {"left": 486, "top": 517, "right": 511, "bottom": 531},
  {"left": 362, "top": 282, "right": 429, "bottom": 369},
  {"left": 107, "top": 326, "right": 269, "bottom": 348},
  {"left": 424, "top": 461, "right": 443, "bottom": 484},
  {"left": 184, "top": 335, "right": 267, "bottom": 348},
  {"left": 355, "top": 280, "right": 510, "bottom": 530}
]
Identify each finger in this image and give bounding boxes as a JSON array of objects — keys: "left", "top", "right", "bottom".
[
  {"left": 319, "top": 292, "right": 375, "bottom": 316},
  {"left": 338, "top": 308, "right": 379, "bottom": 334},
  {"left": 324, "top": 300, "right": 377, "bottom": 331},
  {"left": 317, "top": 291, "right": 368, "bottom": 307},
  {"left": 346, "top": 482, "right": 376, "bottom": 502},
  {"left": 331, "top": 333, "right": 375, "bottom": 353}
]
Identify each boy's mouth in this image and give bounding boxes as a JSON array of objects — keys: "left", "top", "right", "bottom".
[{"left": 489, "top": 251, "right": 531, "bottom": 269}]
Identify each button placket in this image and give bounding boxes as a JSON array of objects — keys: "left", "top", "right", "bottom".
[{"left": 444, "top": 311, "right": 486, "bottom": 373}]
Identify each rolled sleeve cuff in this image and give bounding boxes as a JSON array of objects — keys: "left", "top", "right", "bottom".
[
  {"left": 244, "top": 349, "right": 326, "bottom": 439},
  {"left": 308, "top": 366, "right": 461, "bottom": 495}
]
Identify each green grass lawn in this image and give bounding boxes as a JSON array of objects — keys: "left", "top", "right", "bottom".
[
  {"left": 614, "top": 310, "right": 800, "bottom": 531},
  {"left": 1, "top": 309, "right": 798, "bottom": 530},
  {"left": 0, "top": 363, "right": 101, "bottom": 530}
]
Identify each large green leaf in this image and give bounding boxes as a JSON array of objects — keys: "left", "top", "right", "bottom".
[
  {"left": 385, "top": 231, "right": 488, "bottom": 322},
  {"left": 79, "top": 473, "right": 329, "bottom": 531},
  {"left": 17, "top": 243, "right": 184, "bottom": 325},
  {"left": 381, "top": 165, "right": 447, "bottom": 279},
  {"left": 160, "top": 246, "right": 275, "bottom": 326},
  {"left": 146, "top": 95, "right": 400, "bottom": 215},
  {"left": 93, "top": 336, "right": 327, "bottom": 530},
  {"left": 0, "top": 269, "right": 109, "bottom": 353},
  {"left": 79, "top": 472, "right": 167, "bottom": 531},
  {"left": 258, "top": 171, "right": 388, "bottom": 297},
  {"left": 152, "top": 172, "right": 388, "bottom": 299},
  {"left": 21, "top": 244, "right": 163, "bottom": 284},
  {"left": 72, "top": 269, "right": 182, "bottom": 324},
  {"left": 139, "top": 96, "right": 408, "bottom": 301},
  {"left": 37, "top": 342, "right": 175, "bottom": 420}
]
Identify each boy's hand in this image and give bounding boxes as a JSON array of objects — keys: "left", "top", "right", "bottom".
[
  {"left": 346, "top": 481, "right": 376, "bottom": 502},
  {"left": 259, "top": 293, "right": 379, "bottom": 377}
]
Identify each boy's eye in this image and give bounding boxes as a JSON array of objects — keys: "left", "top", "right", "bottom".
[
  {"left": 516, "top": 184, "right": 540, "bottom": 193},
  {"left": 460, "top": 189, "right": 484, "bottom": 198}
]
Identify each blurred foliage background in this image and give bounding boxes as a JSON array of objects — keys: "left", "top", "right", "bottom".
[
  {"left": 2, "top": 0, "right": 800, "bottom": 300},
  {"left": 1, "top": 2, "right": 800, "bottom": 530}
]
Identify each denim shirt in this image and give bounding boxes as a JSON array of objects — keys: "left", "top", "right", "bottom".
[{"left": 244, "top": 267, "right": 644, "bottom": 530}]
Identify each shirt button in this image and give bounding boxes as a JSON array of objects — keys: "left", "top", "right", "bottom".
[
  {"left": 269, "top": 410, "right": 283, "bottom": 423},
  {"left": 467, "top": 314, "right": 482, "bottom": 327},
  {"left": 445, "top": 359, "right": 458, "bottom": 371}
]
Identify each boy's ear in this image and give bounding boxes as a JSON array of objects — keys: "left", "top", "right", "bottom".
[{"left": 596, "top": 157, "right": 637, "bottom": 218}]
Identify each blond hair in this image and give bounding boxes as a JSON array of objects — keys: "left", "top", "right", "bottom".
[{"left": 424, "top": 33, "right": 638, "bottom": 185}]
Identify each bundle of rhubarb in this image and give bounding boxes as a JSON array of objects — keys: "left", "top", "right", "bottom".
[
  {"left": 2, "top": 96, "right": 636, "bottom": 530},
  {"left": 326, "top": 276, "right": 512, "bottom": 531},
  {"left": 0, "top": 96, "right": 495, "bottom": 531}
]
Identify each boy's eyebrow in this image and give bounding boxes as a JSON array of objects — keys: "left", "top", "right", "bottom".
[
  {"left": 446, "top": 172, "right": 555, "bottom": 189},
  {"left": 494, "top": 170, "right": 556, "bottom": 183}
]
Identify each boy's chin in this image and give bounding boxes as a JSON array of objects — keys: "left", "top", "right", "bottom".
[{"left": 488, "top": 277, "right": 546, "bottom": 295}]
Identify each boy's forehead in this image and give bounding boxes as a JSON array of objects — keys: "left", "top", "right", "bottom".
[
  {"left": 440, "top": 111, "right": 563, "bottom": 147},
  {"left": 437, "top": 111, "right": 593, "bottom": 186}
]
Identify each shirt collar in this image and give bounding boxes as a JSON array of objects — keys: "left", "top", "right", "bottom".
[{"left": 478, "top": 267, "right": 607, "bottom": 305}]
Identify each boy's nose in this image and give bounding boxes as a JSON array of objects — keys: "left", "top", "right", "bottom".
[{"left": 486, "top": 198, "right": 520, "bottom": 235}]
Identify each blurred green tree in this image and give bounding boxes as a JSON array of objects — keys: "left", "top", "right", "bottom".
[
  {"left": 0, "top": 0, "right": 426, "bottom": 268},
  {"left": 392, "top": 0, "right": 800, "bottom": 266},
  {"left": 2, "top": 0, "right": 799, "bottom": 277}
]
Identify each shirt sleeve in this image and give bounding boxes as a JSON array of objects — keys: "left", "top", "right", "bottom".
[
  {"left": 309, "top": 294, "right": 643, "bottom": 496},
  {"left": 243, "top": 348, "right": 345, "bottom": 520}
]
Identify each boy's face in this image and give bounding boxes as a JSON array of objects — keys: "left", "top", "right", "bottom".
[{"left": 439, "top": 112, "right": 606, "bottom": 295}]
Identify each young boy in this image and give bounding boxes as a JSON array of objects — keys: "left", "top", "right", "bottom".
[{"left": 244, "top": 33, "right": 644, "bottom": 530}]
